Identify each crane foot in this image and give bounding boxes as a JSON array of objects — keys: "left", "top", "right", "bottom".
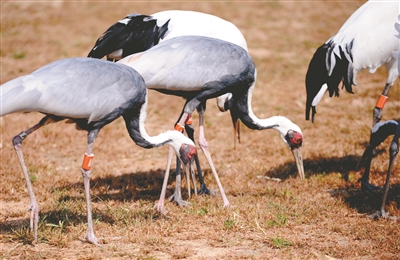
[{"left": 360, "top": 180, "right": 381, "bottom": 192}]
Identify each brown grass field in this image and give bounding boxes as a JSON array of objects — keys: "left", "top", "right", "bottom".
[{"left": 1, "top": 1, "right": 400, "bottom": 259}]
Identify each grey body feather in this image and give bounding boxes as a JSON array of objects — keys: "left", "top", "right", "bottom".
[{"left": 1, "top": 58, "right": 145, "bottom": 123}]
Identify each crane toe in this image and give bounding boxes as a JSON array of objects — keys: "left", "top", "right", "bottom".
[
  {"left": 84, "top": 231, "right": 100, "bottom": 246},
  {"left": 29, "top": 200, "right": 39, "bottom": 241},
  {"left": 360, "top": 180, "right": 381, "bottom": 192},
  {"left": 368, "top": 210, "right": 397, "bottom": 220}
]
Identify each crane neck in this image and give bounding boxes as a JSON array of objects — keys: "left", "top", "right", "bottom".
[
  {"left": 232, "top": 74, "right": 301, "bottom": 139},
  {"left": 122, "top": 91, "right": 194, "bottom": 155},
  {"left": 123, "top": 92, "right": 170, "bottom": 149}
]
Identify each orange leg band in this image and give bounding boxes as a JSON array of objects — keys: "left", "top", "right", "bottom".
[
  {"left": 185, "top": 114, "right": 193, "bottom": 125},
  {"left": 375, "top": 95, "right": 388, "bottom": 109},
  {"left": 82, "top": 153, "right": 94, "bottom": 171},
  {"left": 174, "top": 124, "right": 184, "bottom": 132}
]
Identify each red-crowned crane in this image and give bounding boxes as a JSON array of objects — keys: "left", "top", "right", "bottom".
[
  {"left": 305, "top": 1, "right": 399, "bottom": 125},
  {"left": 356, "top": 15, "right": 400, "bottom": 219},
  {"left": 357, "top": 119, "right": 399, "bottom": 219},
  {"left": 117, "top": 36, "right": 305, "bottom": 213},
  {"left": 0, "top": 58, "right": 197, "bottom": 245},
  {"left": 87, "top": 10, "right": 249, "bottom": 201}
]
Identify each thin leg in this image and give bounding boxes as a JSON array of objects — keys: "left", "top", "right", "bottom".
[
  {"left": 81, "top": 131, "right": 100, "bottom": 245},
  {"left": 82, "top": 167, "right": 99, "bottom": 245},
  {"left": 198, "top": 114, "right": 230, "bottom": 207},
  {"left": 154, "top": 146, "right": 174, "bottom": 214},
  {"left": 12, "top": 116, "right": 56, "bottom": 242},
  {"left": 372, "top": 83, "right": 391, "bottom": 126},
  {"left": 169, "top": 156, "right": 191, "bottom": 207},
  {"left": 194, "top": 154, "right": 209, "bottom": 195},
  {"left": 185, "top": 123, "right": 208, "bottom": 195},
  {"left": 168, "top": 112, "right": 194, "bottom": 207},
  {"left": 169, "top": 157, "right": 191, "bottom": 207}
]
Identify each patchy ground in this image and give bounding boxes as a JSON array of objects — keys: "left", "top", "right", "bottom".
[{"left": 1, "top": 1, "right": 399, "bottom": 259}]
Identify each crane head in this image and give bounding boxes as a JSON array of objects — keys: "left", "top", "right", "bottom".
[
  {"left": 285, "top": 130, "right": 305, "bottom": 180},
  {"left": 179, "top": 143, "right": 197, "bottom": 165}
]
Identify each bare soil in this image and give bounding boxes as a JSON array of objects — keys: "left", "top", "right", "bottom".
[{"left": 1, "top": 1, "right": 399, "bottom": 259}]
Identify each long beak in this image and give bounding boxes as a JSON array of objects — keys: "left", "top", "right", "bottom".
[
  {"left": 184, "top": 160, "right": 196, "bottom": 197},
  {"left": 230, "top": 108, "right": 240, "bottom": 149},
  {"left": 291, "top": 148, "right": 305, "bottom": 180},
  {"left": 233, "top": 119, "right": 241, "bottom": 149}
]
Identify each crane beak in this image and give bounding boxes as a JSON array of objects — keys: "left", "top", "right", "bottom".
[
  {"left": 179, "top": 143, "right": 197, "bottom": 196},
  {"left": 216, "top": 93, "right": 241, "bottom": 149},
  {"left": 229, "top": 106, "right": 240, "bottom": 149},
  {"left": 291, "top": 147, "right": 305, "bottom": 180},
  {"left": 183, "top": 161, "right": 197, "bottom": 197},
  {"left": 233, "top": 119, "right": 241, "bottom": 149}
]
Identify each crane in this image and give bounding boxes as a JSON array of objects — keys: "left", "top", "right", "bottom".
[
  {"left": 0, "top": 57, "right": 197, "bottom": 245},
  {"left": 305, "top": 1, "right": 399, "bottom": 126},
  {"left": 356, "top": 15, "right": 400, "bottom": 219},
  {"left": 87, "top": 10, "right": 249, "bottom": 200},
  {"left": 117, "top": 36, "right": 305, "bottom": 214}
]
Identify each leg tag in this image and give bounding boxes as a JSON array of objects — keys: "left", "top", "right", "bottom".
[
  {"left": 82, "top": 153, "right": 94, "bottom": 171},
  {"left": 185, "top": 114, "right": 193, "bottom": 125},
  {"left": 174, "top": 123, "right": 184, "bottom": 132},
  {"left": 375, "top": 95, "right": 388, "bottom": 109}
]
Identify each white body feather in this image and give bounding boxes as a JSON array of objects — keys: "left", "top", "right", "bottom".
[
  {"left": 327, "top": 1, "right": 399, "bottom": 85},
  {"left": 151, "top": 10, "right": 248, "bottom": 52}
]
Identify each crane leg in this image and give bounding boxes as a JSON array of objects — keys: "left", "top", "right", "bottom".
[
  {"left": 156, "top": 113, "right": 194, "bottom": 212},
  {"left": 169, "top": 156, "right": 192, "bottom": 207},
  {"left": 372, "top": 83, "right": 390, "bottom": 126},
  {"left": 184, "top": 123, "right": 208, "bottom": 195},
  {"left": 11, "top": 115, "right": 59, "bottom": 243},
  {"left": 154, "top": 147, "right": 174, "bottom": 214},
  {"left": 198, "top": 114, "right": 230, "bottom": 207},
  {"left": 81, "top": 131, "right": 101, "bottom": 245}
]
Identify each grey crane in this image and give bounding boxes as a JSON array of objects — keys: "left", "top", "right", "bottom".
[
  {"left": 0, "top": 57, "right": 197, "bottom": 244},
  {"left": 87, "top": 10, "right": 249, "bottom": 199},
  {"left": 118, "top": 36, "right": 305, "bottom": 214}
]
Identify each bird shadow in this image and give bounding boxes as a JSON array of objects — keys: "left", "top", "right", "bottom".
[
  {"left": 261, "top": 147, "right": 399, "bottom": 215},
  {"left": 263, "top": 144, "right": 387, "bottom": 181},
  {"left": 263, "top": 154, "right": 362, "bottom": 181},
  {"left": 328, "top": 184, "right": 400, "bottom": 215},
  {"left": 57, "top": 168, "right": 196, "bottom": 203},
  {"left": 2, "top": 148, "right": 398, "bottom": 241},
  {"left": 0, "top": 169, "right": 182, "bottom": 242}
]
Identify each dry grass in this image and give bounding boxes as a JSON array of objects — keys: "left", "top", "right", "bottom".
[{"left": 1, "top": 1, "right": 400, "bottom": 259}]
